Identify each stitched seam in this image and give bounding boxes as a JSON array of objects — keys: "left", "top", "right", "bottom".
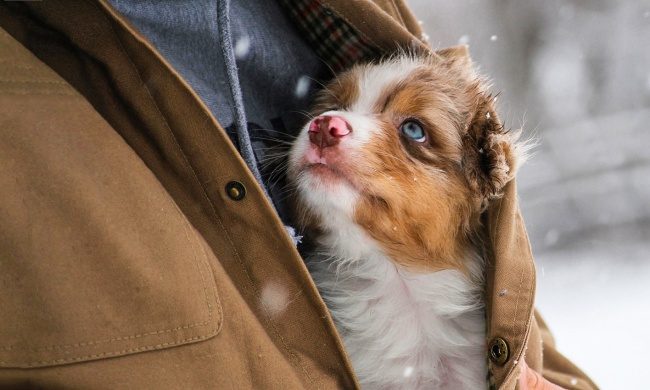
[
  {"left": 0, "top": 60, "right": 34, "bottom": 69},
  {"left": 1, "top": 334, "right": 214, "bottom": 367},
  {"left": 91, "top": 1, "right": 313, "bottom": 384},
  {"left": 195, "top": 233, "right": 225, "bottom": 335},
  {"left": 511, "top": 213, "right": 534, "bottom": 337},
  {"left": 0, "top": 320, "right": 211, "bottom": 352},
  {"left": 502, "top": 214, "right": 536, "bottom": 385},
  {"left": 490, "top": 197, "right": 503, "bottom": 250},
  {"left": 501, "top": 267, "right": 535, "bottom": 387},
  {"left": 175, "top": 199, "right": 214, "bottom": 314},
  {"left": 511, "top": 252, "right": 527, "bottom": 337},
  {"left": 0, "top": 90, "right": 79, "bottom": 96},
  {"left": 172, "top": 198, "right": 224, "bottom": 334},
  {"left": 0, "top": 79, "right": 69, "bottom": 85}
]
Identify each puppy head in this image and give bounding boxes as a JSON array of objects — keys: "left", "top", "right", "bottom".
[{"left": 288, "top": 47, "right": 522, "bottom": 271}]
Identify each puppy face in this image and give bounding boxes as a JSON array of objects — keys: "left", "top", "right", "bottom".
[{"left": 288, "top": 47, "right": 520, "bottom": 271}]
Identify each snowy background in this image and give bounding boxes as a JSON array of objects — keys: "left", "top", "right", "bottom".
[{"left": 408, "top": 1, "right": 650, "bottom": 388}]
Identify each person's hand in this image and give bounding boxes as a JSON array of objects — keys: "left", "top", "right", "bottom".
[{"left": 518, "top": 360, "right": 566, "bottom": 390}]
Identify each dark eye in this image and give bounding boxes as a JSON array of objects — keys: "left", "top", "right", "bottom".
[{"left": 400, "top": 120, "right": 426, "bottom": 142}]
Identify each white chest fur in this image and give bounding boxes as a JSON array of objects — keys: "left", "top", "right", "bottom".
[{"left": 308, "top": 234, "right": 487, "bottom": 389}]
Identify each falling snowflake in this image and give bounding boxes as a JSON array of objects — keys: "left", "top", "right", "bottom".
[
  {"left": 234, "top": 35, "right": 251, "bottom": 59},
  {"left": 403, "top": 366, "right": 414, "bottom": 378},
  {"left": 544, "top": 229, "right": 559, "bottom": 247},
  {"left": 559, "top": 5, "right": 575, "bottom": 20},
  {"left": 421, "top": 32, "right": 430, "bottom": 42},
  {"left": 285, "top": 225, "right": 303, "bottom": 246},
  {"left": 570, "top": 378, "right": 578, "bottom": 386},
  {"left": 260, "top": 282, "right": 290, "bottom": 317},
  {"left": 458, "top": 35, "right": 470, "bottom": 45},
  {"left": 490, "top": 35, "right": 498, "bottom": 42},
  {"left": 294, "top": 75, "right": 311, "bottom": 99}
]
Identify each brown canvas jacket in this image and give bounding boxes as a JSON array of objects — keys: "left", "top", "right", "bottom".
[{"left": 0, "top": 1, "right": 597, "bottom": 389}]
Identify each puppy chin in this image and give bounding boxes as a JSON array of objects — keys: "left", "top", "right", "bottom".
[
  {"left": 289, "top": 119, "right": 363, "bottom": 226},
  {"left": 294, "top": 168, "right": 359, "bottom": 223}
]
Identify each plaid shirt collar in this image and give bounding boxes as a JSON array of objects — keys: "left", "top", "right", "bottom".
[{"left": 278, "top": 0, "right": 381, "bottom": 71}]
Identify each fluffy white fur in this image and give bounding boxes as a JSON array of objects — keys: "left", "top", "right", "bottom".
[
  {"left": 351, "top": 57, "right": 422, "bottom": 114},
  {"left": 307, "top": 226, "right": 486, "bottom": 390}
]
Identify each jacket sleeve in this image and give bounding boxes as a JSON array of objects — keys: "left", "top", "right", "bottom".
[{"left": 535, "top": 311, "right": 599, "bottom": 390}]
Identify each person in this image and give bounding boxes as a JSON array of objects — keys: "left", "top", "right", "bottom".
[{"left": 0, "top": 1, "right": 597, "bottom": 388}]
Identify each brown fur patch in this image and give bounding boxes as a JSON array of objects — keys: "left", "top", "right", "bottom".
[
  {"left": 354, "top": 123, "right": 474, "bottom": 272},
  {"left": 311, "top": 70, "right": 360, "bottom": 112}
]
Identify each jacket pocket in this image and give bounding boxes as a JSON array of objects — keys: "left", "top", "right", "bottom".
[{"left": 0, "top": 211, "right": 222, "bottom": 369}]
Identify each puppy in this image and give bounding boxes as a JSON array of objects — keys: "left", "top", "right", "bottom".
[{"left": 287, "top": 46, "right": 523, "bottom": 389}]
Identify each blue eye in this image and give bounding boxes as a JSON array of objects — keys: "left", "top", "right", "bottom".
[{"left": 400, "top": 120, "right": 426, "bottom": 142}]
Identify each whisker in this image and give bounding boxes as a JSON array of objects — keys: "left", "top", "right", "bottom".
[
  {"left": 251, "top": 136, "right": 296, "bottom": 146},
  {"left": 315, "top": 57, "right": 340, "bottom": 85},
  {"left": 289, "top": 110, "right": 316, "bottom": 122},
  {"left": 266, "top": 161, "right": 291, "bottom": 187},
  {"left": 252, "top": 128, "right": 300, "bottom": 139}
]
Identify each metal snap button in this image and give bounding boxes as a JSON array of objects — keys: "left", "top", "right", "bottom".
[
  {"left": 488, "top": 337, "right": 509, "bottom": 365},
  {"left": 225, "top": 181, "right": 246, "bottom": 201}
]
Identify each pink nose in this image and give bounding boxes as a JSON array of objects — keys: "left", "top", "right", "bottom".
[{"left": 308, "top": 115, "right": 352, "bottom": 148}]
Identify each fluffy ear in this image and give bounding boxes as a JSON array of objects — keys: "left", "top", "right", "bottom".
[
  {"left": 435, "top": 45, "right": 476, "bottom": 81},
  {"left": 462, "top": 94, "right": 521, "bottom": 205},
  {"left": 436, "top": 44, "right": 471, "bottom": 63}
]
